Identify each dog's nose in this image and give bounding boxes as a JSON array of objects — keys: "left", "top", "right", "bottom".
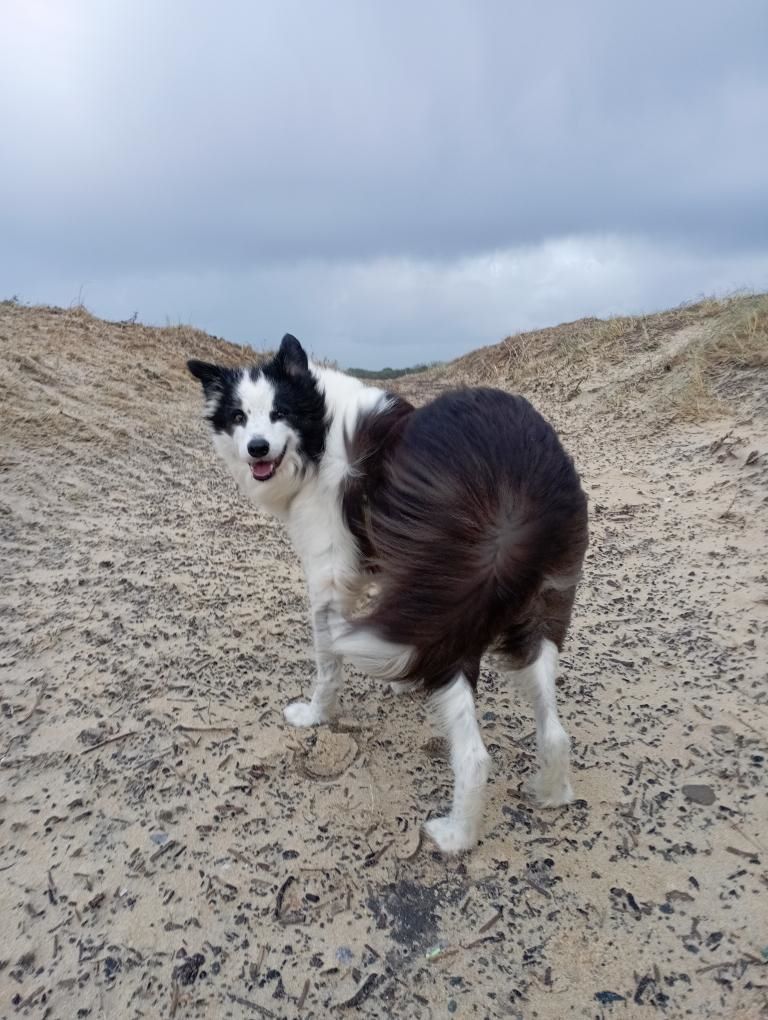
[{"left": 247, "top": 438, "right": 270, "bottom": 459}]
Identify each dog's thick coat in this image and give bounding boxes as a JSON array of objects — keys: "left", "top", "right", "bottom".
[{"left": 189, "top": 334, "right": 588, "bottom": 852}]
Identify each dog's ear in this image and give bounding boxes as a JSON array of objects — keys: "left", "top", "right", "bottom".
[
  {"left": 187, "top": 359, "right": 223, "bottom": 394},
  {"left": 276, "top": 334, "right": 309, "bottom": 378}
]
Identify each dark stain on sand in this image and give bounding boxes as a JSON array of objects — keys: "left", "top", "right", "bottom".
[{"left": 367, "top": 878, "right": 466, "bottom": 947}]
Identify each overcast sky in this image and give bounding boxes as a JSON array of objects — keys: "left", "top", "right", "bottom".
[{"left": 2, "top": 1, "right": 767, "bottom": 367}]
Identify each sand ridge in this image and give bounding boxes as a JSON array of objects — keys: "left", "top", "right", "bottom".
[{"left": 1, "top": 300, "right": 766, "bottom": 1018}]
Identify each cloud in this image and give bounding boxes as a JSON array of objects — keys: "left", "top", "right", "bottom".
[
  {"left": 1, "top": 1, "right": 767, "bottom": 363},
  {"left": 17, "top": 235, "right": 768, "bottom": 368}
]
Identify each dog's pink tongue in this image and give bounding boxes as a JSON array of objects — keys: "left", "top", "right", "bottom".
[{"left": 252, "top": 461, "right": 274, "bottom": 479}]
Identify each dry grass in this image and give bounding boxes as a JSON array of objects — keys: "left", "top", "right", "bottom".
[
  {"left": 657, "top": 294, "right": 768, "bottom": 421},
  {"left": 0, "top": 301, "right": 266, "bottom": 450},
  {"left": 700, "top": 294, "right": 768, "bottom": 369},
  {"left": 3, "top": 293, "right": 766, "bottom": 430},
  {"left": 396, "top": 294, "right": 765, "bottom": 423},
  {"left": 658, "top": 361, "right": 728, "bottom": 422},
  {"left": 438, "top": 299, "right": 724, "bottom": 392}
]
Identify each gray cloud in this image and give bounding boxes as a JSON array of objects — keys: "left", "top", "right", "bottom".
[
  {"left": 20, "top": 237, "right": 768, "bottom": 369},
  {"left": 1, "top": 0, "right": 767, "bottom": 364}
]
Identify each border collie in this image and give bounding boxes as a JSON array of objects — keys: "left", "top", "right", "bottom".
[{"left": 188, "top": 334, "right": 588, "bottom": 853}]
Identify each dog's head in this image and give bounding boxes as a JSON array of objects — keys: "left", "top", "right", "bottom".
[{"left": 188, "top": 334, "right": 327, "bottom": 509}]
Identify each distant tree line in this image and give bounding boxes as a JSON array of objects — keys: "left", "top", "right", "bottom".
[{"left": 347, "top": 361, "right": 443, "bottom": 380}]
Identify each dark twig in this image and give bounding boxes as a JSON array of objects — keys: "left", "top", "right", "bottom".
[
  {"left": 174, "top": 723, "right": 238, "bottom": 734},
  {"left": 478, "top": 907, "right": 502, "bottom": 933},
  {"left": 297, "top": 979, "right": 310, "bottom": 1009},
  {"left": 336, "top": 973, "right": 380, "bottom": 1009},
  {"left": 227, "top": 993, "right": 276, "bottom": 1018},
  {"left": 81, "top": 731, "right": 136, "bottom": 754}
]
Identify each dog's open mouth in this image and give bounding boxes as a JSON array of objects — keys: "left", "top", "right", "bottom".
[{"left": 250, "top": 446, "right": 286, "bottom": 482}]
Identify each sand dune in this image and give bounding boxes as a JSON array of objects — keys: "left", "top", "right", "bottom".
[{"left": 1, "top": 297, "right": 766, "bottom": 1018}]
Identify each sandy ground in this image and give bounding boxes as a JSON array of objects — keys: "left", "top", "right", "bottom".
[{"left": 1, "top": 302, "right": 767, "bottom": 1019}]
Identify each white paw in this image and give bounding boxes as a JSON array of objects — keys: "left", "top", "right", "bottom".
[
  {"left": 423, "top": 815, "right": 476, "bottom": 854},
  {"left": 523, "top": 771, "right": 574, "bottom": 808},
  {"left": 283, "top": 701, "right": 326, "bottom": 727}
]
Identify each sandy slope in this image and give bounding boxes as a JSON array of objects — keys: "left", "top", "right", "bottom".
[{"left": 1, "top": 301, "right": 767, "bottom": 1019}]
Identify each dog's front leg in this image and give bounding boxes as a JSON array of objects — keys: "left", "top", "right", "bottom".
[{"left": 283, "top": 602, "right": 344, "bottom": 727}]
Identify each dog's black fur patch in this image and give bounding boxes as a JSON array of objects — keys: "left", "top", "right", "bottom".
[
  {"left": 342, "top": 393, "right": 414, "bottom": 564},
  {"left": 259, "top": 335, "right": 328, "bottom": 464},
  {"left": 187, "top": 360, "right": 245, "bottom": 435},
  {"left": 344, "top": 387, "right": 589, "bottom": 690}
]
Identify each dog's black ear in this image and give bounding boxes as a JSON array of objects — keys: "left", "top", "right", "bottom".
[
  {"left": 276, "top": 334, "right": 309, "bottom": 377},
  {"left": 187, "top": 359, "right": 223, "bottom": 394}
]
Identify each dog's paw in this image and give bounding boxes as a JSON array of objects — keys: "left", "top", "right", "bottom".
[
  {"left": 283, "top": 701, "right": 325, "bottom": 727},
  {"left": 423, "top": 815, "right": 476, "bottom": 855},
  {"left": 522, "top": 771, "right": 574, "bottom": 808}
]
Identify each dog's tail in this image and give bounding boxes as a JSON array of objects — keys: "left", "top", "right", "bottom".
[
  {"left": 340, "top": 389, "right": 589, "bottom": 691},
  {"left": 346, "top": 493, "right": 554, "bottom": 688}
]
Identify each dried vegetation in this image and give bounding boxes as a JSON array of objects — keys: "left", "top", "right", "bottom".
[{"left": 398, "top": 293, "right": 768, "bottom": 423}]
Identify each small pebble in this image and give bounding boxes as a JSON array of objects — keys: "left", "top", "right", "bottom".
[
  {"left": 682, "top": 784, "right": 716, "bottom": 806},
  {"left": 595, "top": 991, "right": 626, "bottom": 1004}
]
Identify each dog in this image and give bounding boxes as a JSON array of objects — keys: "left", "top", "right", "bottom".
[{"left": 188, "top": 333, "right": 588, "bottom": 853}]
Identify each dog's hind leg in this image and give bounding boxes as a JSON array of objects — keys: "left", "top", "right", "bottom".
[
  {"left": 512, "top": 638, "right": 574, "bottom": 807},
  {"left": 423, "top": 673, "right": 491, "bottom": 854},
  {"left": 284, "top": 604, "right": 344, "bottom": 727}
]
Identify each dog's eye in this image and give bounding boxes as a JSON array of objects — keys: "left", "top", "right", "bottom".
[
  {"left": 270, "top": 409, "right": 286, "bottom": 422},
  {"left": 231, "top": 410, "right": 246, "bottom": 426}
]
